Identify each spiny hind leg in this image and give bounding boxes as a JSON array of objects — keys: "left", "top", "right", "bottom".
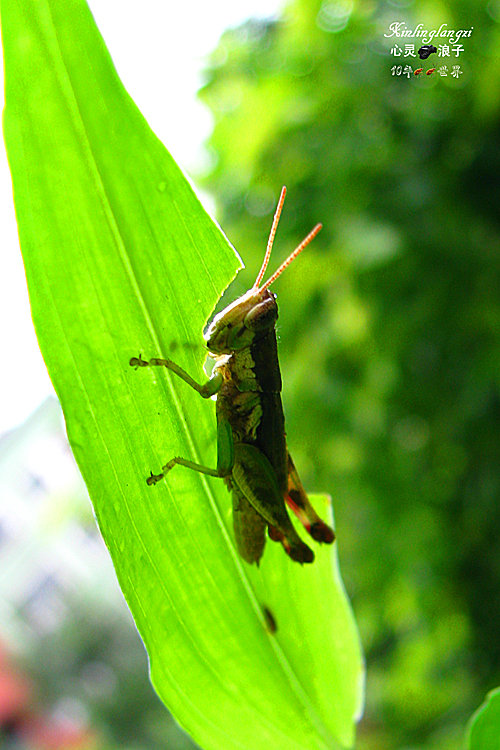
[{"left": 286, "top": 452, "right": 335, "bottom": 544}]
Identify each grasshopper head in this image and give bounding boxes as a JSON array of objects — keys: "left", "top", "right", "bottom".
[
  {"left": 205, "top": 187, "right": 322, "bottom": 356},
  {"left": 205, "top": 288, "right": 278, "bottom": 354}
]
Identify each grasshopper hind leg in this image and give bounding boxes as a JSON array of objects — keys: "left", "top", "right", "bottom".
[
  {"left": 231, "top": 443, "right": 315, "bottom": 565},
  {"left": 286, "top": 453, "right": 335, "bottom": 544}
]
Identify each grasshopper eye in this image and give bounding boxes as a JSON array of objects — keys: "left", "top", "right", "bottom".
[{"left": 244, "top": 296, "right": 278, "bottom": 332}]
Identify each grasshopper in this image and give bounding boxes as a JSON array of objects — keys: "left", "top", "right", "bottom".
[{"left": 130, "top": 187, "right": 334, "bottom": 564}]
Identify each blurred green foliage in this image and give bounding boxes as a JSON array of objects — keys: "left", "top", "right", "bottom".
[{"left": 199, "top": 1, "right": 500, "bottom": 747}]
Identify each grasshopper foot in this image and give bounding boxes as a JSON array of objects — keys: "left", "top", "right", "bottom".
[
  {"left": 310, "top": 521, "right": 335, "bottom": 544},
  {"left": 268, "top": 525, "right": 314, "bottom": 564},
  {"left": 289, "top": 543, "right": 314, "bottom": 564},
  {"left": 130, "top": 355, "right": 150, "bottom": 369},
  {"left": 147, "top": 471, "right": 164, "bottom": 486}
]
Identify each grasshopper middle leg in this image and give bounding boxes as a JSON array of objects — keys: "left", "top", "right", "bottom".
[{"left": 147, "top": 457, "right": 230, "bottom": 486}]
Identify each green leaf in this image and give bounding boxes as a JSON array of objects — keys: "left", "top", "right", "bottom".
[
  {"left": 467, "top": 688, "right": 500, "bottom": 750},
  {"left": 1, "top": 1, "right": 364, "bottom": 748}
]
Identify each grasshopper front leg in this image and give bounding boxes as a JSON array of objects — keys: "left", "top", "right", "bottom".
[{"left": 130, "top": 355, "right": 222, "bottom": 398}]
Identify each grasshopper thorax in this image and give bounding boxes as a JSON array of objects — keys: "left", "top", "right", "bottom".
[{"left": 205, "top": 186, "right": 322, "bottom": 357}]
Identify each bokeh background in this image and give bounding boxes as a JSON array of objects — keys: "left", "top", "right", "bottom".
[{"left": 1, "top": 0, "right": 500, "bottom": 748}]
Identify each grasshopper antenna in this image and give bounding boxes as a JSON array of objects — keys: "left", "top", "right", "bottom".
[
  {"left": 260, "top": 222, "right": 322, "bottom": 292},
  {"left": 253, "top": 186, "right": 287, "bottom": 289}
]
